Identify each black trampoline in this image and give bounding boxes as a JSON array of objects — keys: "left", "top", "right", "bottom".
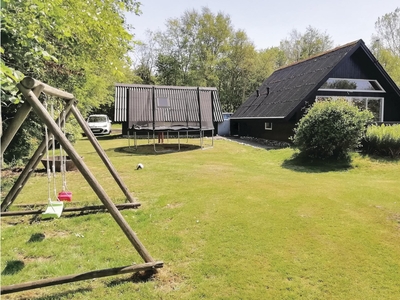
[{"left": 114, "top": 84, "right": 224, "bottom": 152}]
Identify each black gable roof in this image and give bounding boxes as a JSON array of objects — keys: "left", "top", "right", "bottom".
[{"left": 232, "top": 40, "right": 362, "bottom": 119}]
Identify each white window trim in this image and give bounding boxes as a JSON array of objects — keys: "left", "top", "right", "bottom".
[
  {"left": 318, "top": 78, "right": 386, "bottom": 93},
  {"left": 315, "top": 96, "right": 384, "bottom": 122},
  {"left": 265, "top": 122, "right": 273, "bottom": 130}
]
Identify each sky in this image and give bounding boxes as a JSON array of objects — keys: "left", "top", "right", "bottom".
[{"left": 126, "top": 0, "right": 398, "bottom": 50}]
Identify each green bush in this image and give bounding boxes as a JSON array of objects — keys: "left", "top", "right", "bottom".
[
  {"left": 363, "top": 124, "right": 400, "bottom": 158},
  {"left": 292, "top": 99, "right": 373, "bottom": 160}
]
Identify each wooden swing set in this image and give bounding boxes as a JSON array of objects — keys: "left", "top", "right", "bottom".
[{"left": 0, "top": 77, "right": 163, "bottom": 294}]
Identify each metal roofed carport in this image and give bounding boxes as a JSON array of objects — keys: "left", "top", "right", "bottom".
[{"left": 114, "top": 84, "right": 223, "bottom": 152}]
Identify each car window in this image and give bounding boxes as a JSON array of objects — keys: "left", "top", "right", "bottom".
[{"left": 88, "top": 116, "right": 107, "bottom": 122}]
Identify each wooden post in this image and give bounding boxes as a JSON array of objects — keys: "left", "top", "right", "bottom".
[
  {"left": 17, "top": 83, "right": 154, "bottom": 263},
  {"left": 1, "top": 261, "right": 163, "bottom": 294},
  {"left": 1, "top": 85, "right": 44, "bottom": 157},
  {"left": 1, "top": 100, "right": 75, "bottom": 212},
  {"left": 70, "top": 105, "right": 137, "bottom": 204}
]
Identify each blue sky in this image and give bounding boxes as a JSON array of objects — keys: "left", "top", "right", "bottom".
[{"left": 126, "top": 0, "right": 398, "bottom": 49}]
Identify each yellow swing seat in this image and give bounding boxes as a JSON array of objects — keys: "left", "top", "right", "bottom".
[{"left": 42, "top": 201, "right": 64, "bottom": 219}]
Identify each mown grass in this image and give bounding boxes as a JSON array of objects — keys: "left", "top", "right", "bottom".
[{"left": 1, "top": 137, "right": 400, "bottom": 299}]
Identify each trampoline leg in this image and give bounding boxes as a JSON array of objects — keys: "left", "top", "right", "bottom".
[{"left": 134, "top": 132, "right": 137, "bottom": 150}]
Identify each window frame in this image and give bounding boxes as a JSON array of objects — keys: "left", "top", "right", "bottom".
[
  {"left": 315, "top": 96, "right": 384, "bottom": 122},
  {"left": 318, "top": 78, "right": 385, "bottom": 93},
  {"left": 157, "top": 96, "right": 170, "bottom": 108},
  {"left": 265, "top": 122, "right": 273, "bottom": 130}
]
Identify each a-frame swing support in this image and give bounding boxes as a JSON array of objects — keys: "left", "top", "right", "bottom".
[{"left": 0, "top": 77, "right": 163, "bottom": 294}]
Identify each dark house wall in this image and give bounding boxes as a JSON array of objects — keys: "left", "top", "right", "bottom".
[
  {"left": 230, "top": 119, "right": 296, "bottom": 142},
  {"left": 330, "top": 49, "right": 400, "bottom": 121}
]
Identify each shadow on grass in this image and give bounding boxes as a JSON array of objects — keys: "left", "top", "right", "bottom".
[
  {"left": 95, "top": 134, "right": 123, "bottom": 140},
  {"left": 359, "top": 153, "right": 400, "bottom": 163},
  {"left": 1, "top": 260, "right": 25, "bottom": 275},
  {"left": 81, "top": 133, "right": 123, "bottom": 141},
  {"left": 114, "top": 143, "right": 201, "bottom": 156},
  {"left": 27, "top": 233, "right": 46, "bottom": 243},
  {"left": 105, "top": 270, "right": 155, "bottom": 288},
  {"left": 30, "top": 287, "right": 93, "bottom": 300},
  {"left": 282, "top": 153, "right": 353, "bottom": 173}
]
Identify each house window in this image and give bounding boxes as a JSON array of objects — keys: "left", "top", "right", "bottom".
[
  {"left": 265, "top": 122, "right": 273, "bottom": 130},
  {"left": 157, "top": 96, "right": 170, "bottom": 107},
  {"left": 315, "top": 96, "right": 384, "bottom": 122},
  {"left": 319, "top": 78, "right": 385, "bottom": 92}
]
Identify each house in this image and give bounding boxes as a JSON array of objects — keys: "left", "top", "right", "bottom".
[
  {"left": 114, "top": 84, "right": 224, "bottom": 136},
  {"left": 230, "top": 39, "right": 400, "bottom": 142}
]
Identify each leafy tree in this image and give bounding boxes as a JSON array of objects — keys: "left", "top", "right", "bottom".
[
  {"left": 216, "top": 30, "right": 257, "bottom": 111},
  {"left": 292, "top": 99, "right": 373, "bottom": 160},
  {"left": 1, "top": 0, "right": 141, "bottom": 163},
  {"left": 279, "top": 26, "right": 333, "bottom": 64},
  {"left": 156, "top": 54, "right": 183, "bottom": 85},
  {"left": 137, "top": 8, "right": 282, "bottom": 111},
  {"left": 371, "top": 7, "right": 400, "bottom": 86},
  {"left": 131, "top": 31, "right": 158, "bottom": 84},
  {"left": 374, "top": 7, "right": 400, "bottom": 56}
]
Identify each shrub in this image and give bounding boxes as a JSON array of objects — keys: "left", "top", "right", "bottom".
[
  {"left": 292, "top": 99, "right": 373, "bottom": 160},
  {"left": 363, "top": 124, "right": 400, "bottom": 158}
]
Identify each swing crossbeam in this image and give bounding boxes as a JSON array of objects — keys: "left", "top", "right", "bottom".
[{"left": 1, "top": 203, "right": 141, "bottom": 217}]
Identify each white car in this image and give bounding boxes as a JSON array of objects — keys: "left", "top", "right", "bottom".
[{"left": 86, "top": 114, "right": 112, "bottom": 135}]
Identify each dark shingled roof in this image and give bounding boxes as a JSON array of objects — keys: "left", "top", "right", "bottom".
[{"left": 232, "top": 40, "right": 362, "bottom": 119}]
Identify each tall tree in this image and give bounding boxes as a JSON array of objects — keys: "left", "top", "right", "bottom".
[
  {"left": 132, "top": 30, "right": 158, "bottom": 84},
  {"left": 371, "top": 7, "right": 400, "bottom": 86},
  {"left": 146, "top": 7, "right": 282, "bottom": 111},
  {"left": 279, "top": 26, "right": 333, "bottom": 64},
  {"left": 1, "top": 0, "right": 141, "bottom": 163},
  {"left": 374, "top": 7, "right": 400, "bottom": 56},
  {"left": 216, "top": 30, "right": 257, "bottom": 111}
]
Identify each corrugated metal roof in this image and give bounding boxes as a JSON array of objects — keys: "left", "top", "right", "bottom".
[
  {"left": 114, "top": 84, "right": 223, "bottom": 129},
  {"left": 232, "top": 40, "right": 361, "bottom": 119}
]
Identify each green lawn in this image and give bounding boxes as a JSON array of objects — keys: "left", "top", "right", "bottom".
[{"left": 1, "top": 137, "right": 400, "bottom": 299}]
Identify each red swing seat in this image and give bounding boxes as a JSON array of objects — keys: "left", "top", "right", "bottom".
[{"left": 58, "top": 191, "right": 72, "bottom": 201}]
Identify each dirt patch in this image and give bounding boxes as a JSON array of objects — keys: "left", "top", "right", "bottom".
[
  {"left": 165, "top": 203, "right": 183, "bottom": 209},
  {"left": 154, "top": 267, "right": 186, "bottom": 293},
  {"left": 388, "top": 213, "right": 400, "bottom": 228}
]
